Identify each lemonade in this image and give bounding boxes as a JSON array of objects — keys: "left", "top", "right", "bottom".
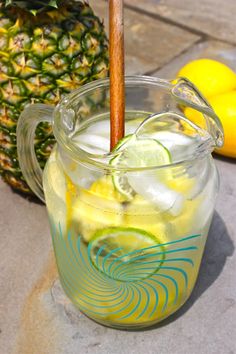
[
  {"left": 43, "top": 112, "right": 218, "bottom": 328},
  {"left": 17, "top": 75, "right": 223, "bottom": 329}
]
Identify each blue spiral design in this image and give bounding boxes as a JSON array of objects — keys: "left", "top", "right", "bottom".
[{"left": 51, "top": 222, "right": 201, "bottom": 321}]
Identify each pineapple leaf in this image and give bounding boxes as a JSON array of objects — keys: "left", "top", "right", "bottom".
[
  {"left": 2, "top": 0, "right": 61, "bottom": 13},
  {"left": 5, "top": 0, "right": 13, "bottom": 6},
  {"left": 48, "top": 0, "right": 58, "bottom": 8}
]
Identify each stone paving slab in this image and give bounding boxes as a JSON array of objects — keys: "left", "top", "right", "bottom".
[
  {"left": 90, "top": 0, "right": 200, "bottom": 74},
  {"left": 153, "top": 39, "right": 236, "bottom": 79},
  {"left": 125, "top": 0, "right": 236, "bottom": 44},
  {"left": 0, "top": 183, "right": 52, "bottom": 354}
]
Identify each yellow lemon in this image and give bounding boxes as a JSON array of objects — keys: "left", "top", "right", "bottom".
[
  {"left": 209, "top": 91, "right": 236, "bottom": 158},
  {"left": 184, "top": 91, "right": 236, "bottom": 158},
  {"left": 177, "top": 58, "right": 236, "bottom": 98}
]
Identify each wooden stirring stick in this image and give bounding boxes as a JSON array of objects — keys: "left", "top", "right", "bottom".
[{"left": 109, "top": 0, "right": 125, "bottom": 151}]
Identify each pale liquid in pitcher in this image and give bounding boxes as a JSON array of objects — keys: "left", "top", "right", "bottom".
[{"left": 43, "top": 112, "right": 217, "bottom": 328}]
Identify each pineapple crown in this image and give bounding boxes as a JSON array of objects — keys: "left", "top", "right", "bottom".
[{"left": 1, "top": 0, "right": 63, "bottom": 15}]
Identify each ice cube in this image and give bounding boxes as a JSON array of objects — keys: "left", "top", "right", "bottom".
[
  {"left": 85, "top": 119, "right": 138, "bottom": 138},
  {"left": 127, "top": 173, "right": 184, "bottom": 216},
  {"left": 73, "top": 133, "right": 110, "bottom": 154},
  {"left": 59, "top": 149, "right": 103, "bottom": 189},
  {"left": 86, "top": 120, "right": 110, "bottom": 136},
  {"left": 151, "top": 131, "right": 198, "bottom": 163}
]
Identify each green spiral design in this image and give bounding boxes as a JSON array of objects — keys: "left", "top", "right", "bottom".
[{"left": 51, "top": 222, "right": 201, "bottom": 320}]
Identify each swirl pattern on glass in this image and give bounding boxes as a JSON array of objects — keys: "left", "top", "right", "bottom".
[{"left": 51, "top": 223, "right": 201, "bottom": 321}]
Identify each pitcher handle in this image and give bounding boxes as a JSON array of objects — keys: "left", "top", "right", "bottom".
[{"left": 17, "top": 104, "right": 54, "bottom": 202}]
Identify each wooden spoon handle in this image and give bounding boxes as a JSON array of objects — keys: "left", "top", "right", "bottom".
[{"left": 109, "top": 0, "right": 125, "bottom": 151}]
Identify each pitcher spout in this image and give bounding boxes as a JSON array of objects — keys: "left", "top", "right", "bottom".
[{"left": 171, "top": 77, "right": 224, "bottom": 148}]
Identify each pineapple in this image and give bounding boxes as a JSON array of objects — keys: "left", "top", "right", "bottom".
[{"left": 0, "top": 0, "right": 109, "bottom": 194}]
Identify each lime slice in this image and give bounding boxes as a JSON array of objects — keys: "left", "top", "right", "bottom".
[
  {"left": 89, "top": 227, "right": 165, "bottom": 282},
  {"left": 113, "top": 133, "right": 136, "bottom": 151},
  {"left": 110, "top": 135, "right": 171, "bottom": 200}
]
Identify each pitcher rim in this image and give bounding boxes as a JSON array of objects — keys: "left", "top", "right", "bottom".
[{"left": 53, "top": 75, "right": 215, "bottom": 172}]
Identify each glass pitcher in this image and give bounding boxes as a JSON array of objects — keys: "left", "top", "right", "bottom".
[{"left": 17, "top": 76, "right": 223, "bottom": 329}]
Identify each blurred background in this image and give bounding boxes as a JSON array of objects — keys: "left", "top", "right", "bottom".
[{"left": 91, "top": 0, "right": 236, "bottom": 76}]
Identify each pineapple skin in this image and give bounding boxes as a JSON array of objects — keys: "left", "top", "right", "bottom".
[{"left": 0, "top": 1, "right": 109, "bottom": 194}]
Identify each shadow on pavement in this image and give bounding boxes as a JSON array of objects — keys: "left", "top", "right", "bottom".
[
  {"left": 213, "top": 153, "right": 236, "bottom": 164},
  {"left": 151, "top": 210, "right": 234, "bottom": 329}
]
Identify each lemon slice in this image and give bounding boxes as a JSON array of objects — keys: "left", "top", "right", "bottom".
[{"left": 89, "top": 227, "right": 165, "bottom": 282}]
